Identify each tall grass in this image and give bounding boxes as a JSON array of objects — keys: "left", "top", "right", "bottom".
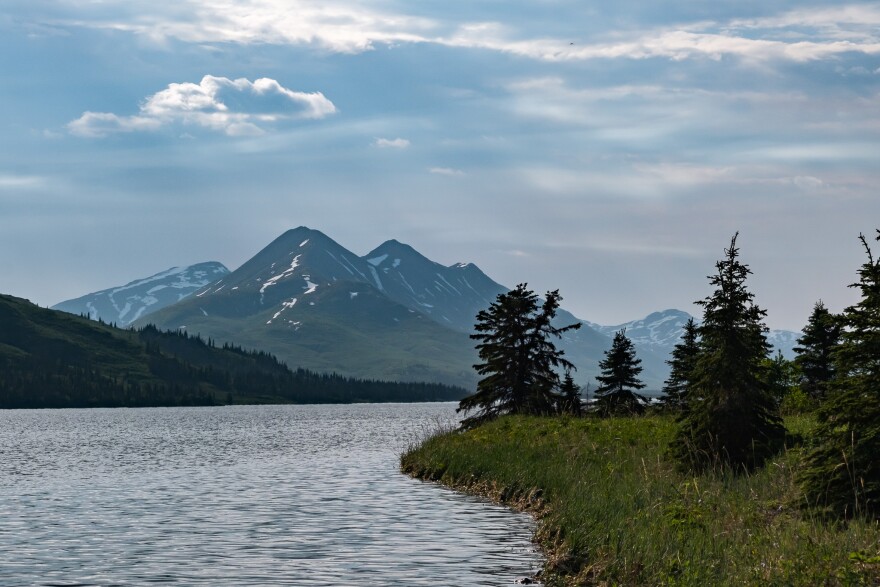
[{"left": 401, "top": 415, "right": 880, "bottom": 586}]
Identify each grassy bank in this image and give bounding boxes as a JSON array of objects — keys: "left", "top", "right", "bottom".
[{"left": 400, "top": 415, "right": 880, "bottom": 586}]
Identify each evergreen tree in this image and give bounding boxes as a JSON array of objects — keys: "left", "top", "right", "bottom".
[
  {"left": 594, "top": 329, "right": 647, "bottom": 416},
  {"left": 762, "top": 350, "right": 799, "bottom": 406},
  {"left": 558, "top": 371, "right": 583, "bottom": 416},
  {"left": 458, "top": 284, "right": 581, "bottom": 427},
  {"left": 671, "top": 233, "right": 785, "bottom": 472},
  {"left": 793, "top": 301, "right": 841, "bottom": 401},
  {"left": 660, "top": 318, "right": 700, "bottom": 412},
  {"left": 802, "top": 232, "right": 880, "bottom": 519}
]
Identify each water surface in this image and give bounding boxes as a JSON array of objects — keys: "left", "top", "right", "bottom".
[{"left": 0, "top": 403, "right": 541, "bottom": 586}]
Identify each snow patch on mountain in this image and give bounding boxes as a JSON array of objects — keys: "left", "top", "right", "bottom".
[
  {"left": 367, "top": 254, "right": 388, "bottom": 267},
  {"left": 268, "top": 297, "right": 299, "bottom": 323},
  {"left": 588, "top": 309, "right": 801, "bottom": 360},
  {"left": 52, "top": 262, "right": 230, "bottom": 326},
  {"left": 260, "top": 254, "right": 301, "bottom": 302},
  {"left": 368, "top": 265, "right": 384, "bottom": 291}
]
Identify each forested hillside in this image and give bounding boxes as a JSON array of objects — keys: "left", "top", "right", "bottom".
[{"left": 0, "top": 294, "right": 466, "bottom": 408}]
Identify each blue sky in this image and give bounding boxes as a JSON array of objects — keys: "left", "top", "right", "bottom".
[{"left": 2, "top": 0, "right": 880, "bottom": 330}]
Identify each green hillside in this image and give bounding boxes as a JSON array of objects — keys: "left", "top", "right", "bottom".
[
  {"left": 0, "top": 294, "right": 467, "bottom": 408},
  {"left": 138, "top": 282, "right": 480, "bottom": 388}
]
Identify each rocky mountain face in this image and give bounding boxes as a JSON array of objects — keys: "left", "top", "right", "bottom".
[
  {"left": 52, "top": 262, "right": 230, "bottom": 326},
  {"left": 132, "top": 228, "right": 482, "bottom": 387},
  {"left": 363, "top": 239, "right": 507, "bottom": 333},
  {"left": 588, "top": 309, "right": 800, "bottom": 361}
]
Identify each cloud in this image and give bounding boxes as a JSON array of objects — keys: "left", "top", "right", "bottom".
[
  {"left": 374, "top": 137, "right": 410, "bottom": 149},
  {"left": 429, "top": 167, "right": 465, "bottom": 176},
  {"left": 0, "top": 174, "right": 45, "bottom": 189},
  {"left": 61, "top": 0, "right": 437, "bottom": 54},
  {"left": 43, "top": 1, "right": 880, "bottom": 65},
  {"left": 447, "top": 28, "right": 880, "bottom": 64},
  {"left": 68, "top": 75, "right": 336, "bottom": 137},
  {"left": 504, "top": 249, "right": 530, "bottom": 258}
]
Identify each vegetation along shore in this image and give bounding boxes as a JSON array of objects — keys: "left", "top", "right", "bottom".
[
  {"left": 402, "top": 231, "right": 880, "bottom": 585},
  {"left": 402, "top": 414, "right": 880, "bottom": 585}
]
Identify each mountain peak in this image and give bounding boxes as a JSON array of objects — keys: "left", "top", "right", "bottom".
[
  {"left": 366, "top": 239, "right": 436, "bottom": 267},
  {"left": 274, "top": 226, "right": 334, "bottom": 248}
]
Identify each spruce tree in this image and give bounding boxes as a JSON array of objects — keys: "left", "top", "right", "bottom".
[
  {"left": 801, "top": 232, "right": 880, "bottom": 518},
  {"left": 793, "top": 301, "right": 841, "bottom": 401},
  {"left": 594, "top": 329, "right": 647, "bottom": 416},
  {"left": 458, "top": 284, "right": 581, "bottom": 427},
  {"left": 762, "top": 350, "right": 799, "bottom": 406},
  {"left": 558, "top": 371, "right": 583, "bottom": 416},
  {"left": 671, "top": 233, "right": 785, "bottom": 472},
  {"left": 660, "top": 318, "right": 699, "bottom": 412}
]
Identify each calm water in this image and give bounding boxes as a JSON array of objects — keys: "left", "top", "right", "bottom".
[{"left": 0, "top": 403, "right": 542, "bottom": 586}]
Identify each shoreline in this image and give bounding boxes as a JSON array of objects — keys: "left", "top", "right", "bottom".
[
  {"left": 399, "top": 414, "right": 880, "bottom": 586},
  {"left": 400, "top": 472, "right": 577, "bottom": 585}
]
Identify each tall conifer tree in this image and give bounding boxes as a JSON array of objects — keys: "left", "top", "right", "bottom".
[
  {"left": 558, "top": 371, "right": 583, "bottom": 416},
  {"left": 594, "top": 329, "right": 647, "bottom": 415},
  {"left": 793, "top": 301, "right": 841, "bottom": 401},
  {"left": 458, "top": 284, "right": 580, "bottom": 427},
  {"left": 802, "top": 232, "right": 880, "bottom": 518},
  {"left": 660, "top": 318, "right": 700, "bottom": 412},
  {"left": 671, "top": 233, "right": 784, "bottom": 471}
]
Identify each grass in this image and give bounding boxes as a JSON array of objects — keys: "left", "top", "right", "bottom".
[{"left": 400, "top": 414, "right": 880, "bottom": 586}]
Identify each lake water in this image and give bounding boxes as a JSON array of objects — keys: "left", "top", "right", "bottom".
[{"left": 0, "top": 403, "right": 542, "bottom": 586}]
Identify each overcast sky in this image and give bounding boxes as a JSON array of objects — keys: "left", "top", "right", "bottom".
[{"left": 3, "top": 1, "right": 880, "bottom": 331}]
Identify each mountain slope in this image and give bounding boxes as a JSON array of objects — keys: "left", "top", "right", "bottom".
[
  {"left": 52, "top": 262, "right": 229, "bottom": 326},
  {"left": 136, "top": 228, "right": 480, "bottom": 387},
  {"left": 0, "top": 293, "right": 465, "bottom": 407},
  {"left": 588, "top": 309, "right": 800, "bottom": 363},
  {"left": 363, "top": 239, "right": 507, "bottom": 333},
  {"left": 130, "top": 227, "right": 685, "bottom": 390}
]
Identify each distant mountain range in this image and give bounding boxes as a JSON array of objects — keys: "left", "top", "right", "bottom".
[
  {"left": 52, "top": 227, "right": 802, "bottom": 391},
  {"left": 587, "top": 310, "right": 799, "bottom": 361},
  {"left": 52, "top": 262, "right": 230, "bottom": 326}
]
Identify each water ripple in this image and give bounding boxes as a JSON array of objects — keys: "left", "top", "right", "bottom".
[{"left": 0, "top": 404, "right": 542, "bottom": 586}]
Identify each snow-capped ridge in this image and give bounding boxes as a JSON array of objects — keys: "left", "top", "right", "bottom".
[{"left": 52, "top": 261, "right": 230, "bottom": 326}]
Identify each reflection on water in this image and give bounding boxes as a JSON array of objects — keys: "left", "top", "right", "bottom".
[{"left": 0, "top": 403, "right": 541, "bottom": 585}]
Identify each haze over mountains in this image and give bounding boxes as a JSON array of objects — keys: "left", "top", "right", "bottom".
[{"left": 53, "top": 227, "right": 801, "bottom": 390}]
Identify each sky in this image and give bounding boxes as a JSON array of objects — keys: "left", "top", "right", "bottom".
[{"left": 2, "top": 0, "right": 880, "bottom": 331}]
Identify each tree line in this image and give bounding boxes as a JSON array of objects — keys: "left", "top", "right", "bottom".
[
  {"left": 0, "top": 304, "right": 467, "bottom": 408},
  {"left": 457, "top": 230, "right": 880, "bottom": 520}
]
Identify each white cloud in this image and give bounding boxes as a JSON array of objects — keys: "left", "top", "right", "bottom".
[
  {"left": 47, "top": 1, "right": 880, "bottom": 65},
  {"left": 0, "top": 174, "right": 45, "bottom": 189},
  {"left": 66, "top": 0, "right": 437, "bottom": 54},
  {"left": 429, "top": 167, "right": 465, "bottom": 176},
  {"left": 504, "top": 249, "right": 530, "bottom": 258},
  {"left": 454, "top": 30, "right": 880, "bottom": 64},
  {"left": 374, "top": 137, "right": 410, "bottom": 149},
  {"left": 68, "top": 75, "right": 336, "bottom": 137}
]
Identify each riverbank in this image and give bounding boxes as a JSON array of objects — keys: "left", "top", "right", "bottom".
[{"left": 400, "top": 415, "right": 880, "bottom": 586}]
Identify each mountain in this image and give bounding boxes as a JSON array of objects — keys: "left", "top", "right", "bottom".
[
  {"left": 588, "top": 309, "right": 801, "bottom": 363},
  {"left": 52, "top": 262, "right": 230, "bottom": 326},
  {"left": 60, "top": 227, "right": 797, "bottom": 392},
  {"left": 363, "top": 239, "right": 507, "bottom": 333},
  {"left": 134, "top": 228, "right": 481, "bottom": 388},
  {"left": 362, "top": 238, "right": 644, "bottom": 388},
  {"left": 587, "top": 309, "right": 694, "bottom": 360},
  {"left": 126, "top": 227, "right": 678, "bottom": 390},
  {"left": 0, "top": 293, "right": 465, "bottom": 408}
]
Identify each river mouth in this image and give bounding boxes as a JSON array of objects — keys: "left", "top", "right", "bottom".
[{"left": 0, "top": 403, "right": 541, "bottom": 586}]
